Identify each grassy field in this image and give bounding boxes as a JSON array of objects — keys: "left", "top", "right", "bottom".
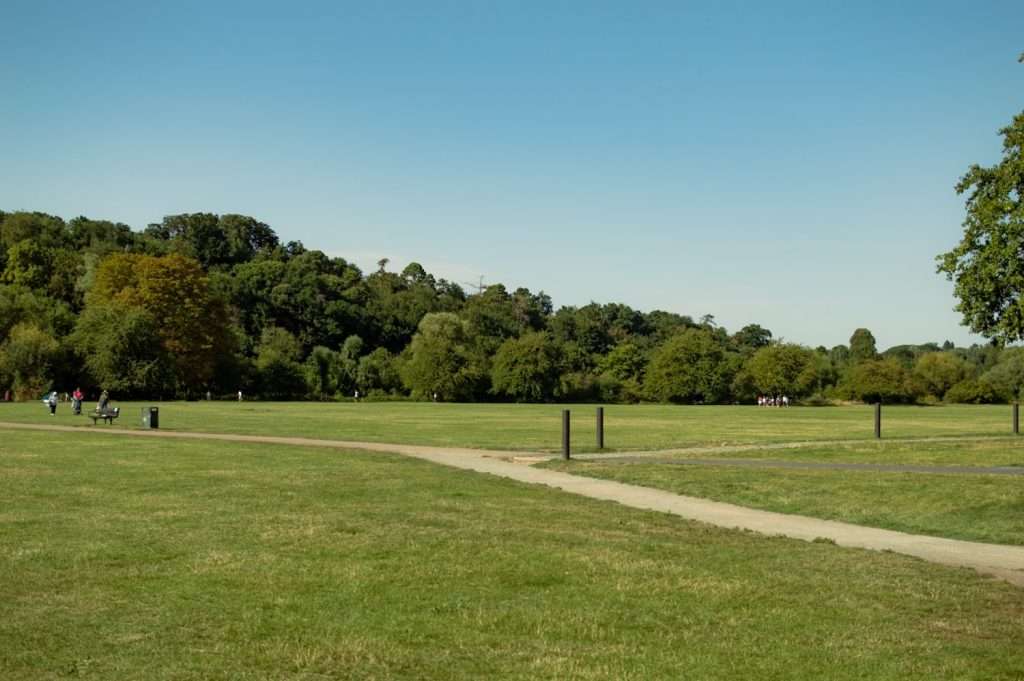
[
  {"left": 545, "top": 443, "right": 1024, "bottom": 545},
  {"left": 1, "top": 400, "right": 1020, "bottom": 452},
  {"left": 576, "top": 437, "right": 1024, "bottom": 467},
  {"left": 2, "top": 428, "right": 1023, "bottom": 680}
]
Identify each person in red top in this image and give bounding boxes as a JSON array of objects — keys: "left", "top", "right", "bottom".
[{"left": 72, "top": 387, "right": 84, "bottom": 415}]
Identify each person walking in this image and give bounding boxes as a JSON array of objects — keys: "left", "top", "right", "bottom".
[
  {"left": 72, "top": 387, "right": 83, "bottom": 415},
  {"left": 47, "top": 391, "right": 58, "bottom": 416},
  {"left": 98, "top": 389, "right": 110, "bottom": 412}
]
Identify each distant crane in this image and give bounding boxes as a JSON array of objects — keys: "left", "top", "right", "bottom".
[{"left": 463, "top": 275, "right": 487, "bottom": 294}]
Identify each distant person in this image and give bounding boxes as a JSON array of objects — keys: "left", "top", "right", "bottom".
[
  {"left": 354, "top": 389, "right": 360, "bottom": 401},
  {"left": 98, "top": 390, "right": 110, "bottom": 412},
  {"left": 47, "top": 391, "right": 58, "bottom": 416},
  {"left": 72, "top": 387, "right": 83, "bottom": 415},
  {"left": 206, "top": 390, "right": 212, "bottom": 401},
  {"left": 237, "top": 390, "right": 243, "bottom": 402},
  {"left": 3, "top": 389, "right": 10, "bottom": 402}
]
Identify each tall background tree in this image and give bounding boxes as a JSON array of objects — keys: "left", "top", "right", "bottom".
[{"left": 937, "top": 72, "right": 1024, "bottom": 344}]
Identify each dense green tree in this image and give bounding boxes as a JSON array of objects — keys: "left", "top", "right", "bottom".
[
  {"left": 336, "top": 335, "right": 365, "bottom": 396},
  {"left": 955, "top": 343, "right": 1002, "bottom": 374},
  {"left": 0, "top": 284, "right": 76, "bottom": 338},
  {"left": 490, "top": 332, "right": 562, "bottom": 402},
  {"left": 980, "top": 348, "right": 1024, "bottom": 401},
  {"left": 598, "top": 341, "right": 647, "bottom": 382},
  {"left": 913, "top": 352, "right": 971, "bottom": 400},
  {"left": 829, "top": 344, "right": 850, "bottom": 369},
  {"left": 937, "top": 107, "right": 1024, "bottom": 343},
  {"left": 401, "top": 312, "right": 483, "bottom": 401},
  {"left": 88, "top": 253, "right": 234, "bottom": 393},
  {"left": 356, "top": 348, "right": 403, "bottom": 395},
  {"left": 745, "top": 344, "right": 817, "bottom": 397},
  {"left": 882, "top": 343, "right": 940, "bottom": 369},
  {"left": 364, "top": 262, "right": 463, "bottom": 352},
  {"left": 67, "top": 216, "right": 135, "bottom": 252},
  {"left": 643, "top": 310, "right": 697, "bottom": 345},
  {"left": 269, "top": 250, "right": 365, "bottom": 352},
  {"left": 645, "top": 328, "right": 735, "bottom": 403},
  {"left": 145, "top": 213, "right": 279, "bottom": 269},
  {"left": 848, "top": 328, "right": 878, "bottom": 363},
  {"left": 843, "top": 359, "right": 913, "bottom": 404},
  {"left": 72, "top": 304, "right": 172, "bottom": 396},
  {"left": 304, "top": 346, "right": 341, "bottom": 400},
  {"left": 945, "top": 378, "right": 1001, "bottom": 404},
  {"left": 255, "top": 327, "right": 307, "bottom": 399},
  {"left": 0, "top": 212, "right": 66, "bottom": 250},
  {"left": 731, "top": 324, "right": 773, "bottom": 354},
  {"left": 0, "top": 323, "right": 60, "bottom": 399},
  {"left": 1, "top": 241, "right": 82, "bottom": 306},
  {"left": 460, "top": 284, "right": 533, "bottom": 356}
]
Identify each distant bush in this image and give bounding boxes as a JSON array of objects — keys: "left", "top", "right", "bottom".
[
  {"left": 840, "top": 359, "right": 917, "bottom": 404},
  {"left": 944, "top": 379, "right": 1002, "bottom": 404}
]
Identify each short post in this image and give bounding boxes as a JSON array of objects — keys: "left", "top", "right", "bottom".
[
  {"left": 596, "top": 407, "right": 604, "bottom": 450},
  {"left": 874, "top": 402, "right": 881, "bottom": 439},
  {"left": 1014, "top": 402, "right": 1019, "bottom": 435},
  {"left": 562, "top": 409, "right": 571, "bottom": 460}
]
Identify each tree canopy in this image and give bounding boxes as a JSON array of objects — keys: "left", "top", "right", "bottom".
[
  {"left": 938, "top": 109, "right": 1024, "bottom": 344},
  {"left": 0, "top": 208, "right": 1014, "bottom": 405}
]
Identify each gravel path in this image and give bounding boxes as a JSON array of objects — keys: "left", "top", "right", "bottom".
[{"left": 4, "top": 421, "right": 1023, "bottom": 586}]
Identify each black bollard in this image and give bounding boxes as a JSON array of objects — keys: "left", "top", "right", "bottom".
[
  {"left": 874, "top": 402, "right": 881, "bottom": 439},
  {"left": 596, "top": 407, "right": 604, "bottom": 450},
  {"left": 1014, "top": 402, "right": 1020, "bottom": 435},
  {"left": 562, "top": 409, "right": 571, "bottom": 460}
]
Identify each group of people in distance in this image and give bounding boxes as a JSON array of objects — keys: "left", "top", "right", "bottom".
[
  {"left": 44, "top": 388, "right": 107, "bottom": 416},
  {"left": 757, "top": 394, "right": 790, "bottom": 407}
]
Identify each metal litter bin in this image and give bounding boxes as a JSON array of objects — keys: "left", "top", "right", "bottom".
[{"left": 142, "top": 406, "right": 159, "bottom": 429}]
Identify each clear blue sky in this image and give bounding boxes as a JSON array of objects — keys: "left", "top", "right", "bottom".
[{"left": 2, "top": 1, "right": 1021, "bottom": 349}]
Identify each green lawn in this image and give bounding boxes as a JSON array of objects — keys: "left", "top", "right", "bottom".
[
  {"left": 578, "top": 437, "right": 1024, "bottom": 467},
  {"left": 544, "top": 439, "right": 1024, "bottom": 545},
  {"left": 1, "top": 401, "right": 1020, "bottom": 453},
  {"left": 2, "top": 429, "right": 1023, "bottom": 680}
]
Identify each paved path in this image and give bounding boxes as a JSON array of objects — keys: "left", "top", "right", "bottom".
[
  {"left": 4, "top": 421, "right": 1024, "bottom": 587},
  {"left": 571, "top": 456, "right": 1024, "bottom": 476}
]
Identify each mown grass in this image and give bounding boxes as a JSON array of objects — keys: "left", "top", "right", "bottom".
[
  {"left": 2, "top": 429, "right": 1024, "bottom": 679},
  {"left": 1, "top": 401, "right": 1019, "bottom": 453},
  {"left": 543, "top": 440, "right": 1024, "bottom": 545},
  {"left": 578, "top": 437, "right": 1024, "bottom": 467}
]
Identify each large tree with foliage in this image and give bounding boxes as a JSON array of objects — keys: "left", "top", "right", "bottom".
[
  {"left": 87, "top": 253, "right": 234, "bottom": 393},
  {"left": 937, "top": 104, "right": 1024, "bottom": 344},
  {"left": 401, "top": 312, "right": 483, "bottom": 401},
  {"left": 72, "top": 304, "right": 171, "bottom": 396},
  {"left": 490, "top": 332, "right": 562, "bottom": 402},
  {"left": 980, "top": 347, "right": 1024, "bottom": 401},
  {"left": 0, "top": 323, "right": 59, "bottom": 399},
  {"left": 645, "top": 328, "right": 735, "bottom": 403},
  {"left": 912, "top": 351, "right": 970, "bottom": 400},
  {"left": 842, "top": 358, "right": 913, "bottom": 404},
  {"left": 745, "top": 344, "right": 817, "bottom": 397},
  {"left": 848, "top": 328, "right": 878, "bottom": 363}
]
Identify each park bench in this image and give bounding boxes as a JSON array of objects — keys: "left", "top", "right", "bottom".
[{"left": 89, "top": 407, "right": 120, "bottom": 425}]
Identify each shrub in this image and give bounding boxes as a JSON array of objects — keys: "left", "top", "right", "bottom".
[{"left": 945, "top": 378, "right": 1002, "bottom": 404}]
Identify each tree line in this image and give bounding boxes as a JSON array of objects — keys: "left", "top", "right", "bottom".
[{"left": 2, "top": 209, "right": 1022, "bottom": 405}]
